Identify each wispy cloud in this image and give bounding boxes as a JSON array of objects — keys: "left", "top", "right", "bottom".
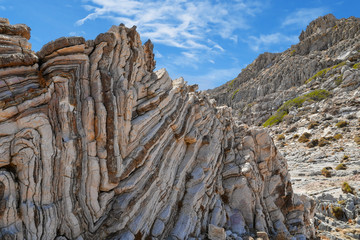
[
  {"left": 77, "top": 0, "right": 265, "bottom": 51},
  {"left": 246, "top": 33, "right": 298, "bottom": 52},
  {"left": 181, "top": 67, "right": 242, "bottom": 90},
  {"left": 69, "top": 31, "right": 86, "bottom": 36},
  {"left": 282, "top": 7, "right": 329, "bottom": 28}
]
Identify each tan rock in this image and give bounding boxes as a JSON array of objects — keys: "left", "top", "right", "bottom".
[
  {"left": 208, "top": 224, "right": 226, "bottom": 240},
  {"left": 0, "top": 19, "right": 315, "bottom": 240}
]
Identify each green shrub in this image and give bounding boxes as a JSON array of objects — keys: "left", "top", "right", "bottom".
[
  {"left": 321, "top": 167, "right": 332, "bottom": 177},
  {"left": 308, "top": 121, "right": 319, "bottom": 129},
  {"left": 354, "top": 135, "right": 360, "bottom": 145},
  {"left": 228, "top": 78, "right": 236, "bottom": 89},
  {"left": 335, "top": 163, "right": 347, "bottom": 170},
  {"left": 306, "top": 62, "right": 346, "bottom": 84},
  {"left": 331, "top": 205, "right": 344, "bottom": 220},
  {"left": 232, "top": 89, "right": 239, "bottom": 99},
  {"left": 323, "top": 136, "right": 335, "bottom": 141},
  {"left": 290, "top": 49, "right": 296, "bottom": 56},
  {"left": 318, "top": 137, "right": 329, "bottom": 147},
  {"left": 307, "top": 139, "right": 318, "bottom": 148},
  {"left": 343, "top": 155, "right": 349, "bottom": 160},
  {"left": 263, "top": 111, "right": 287, "bottom": 127},
  {"left": 335, "top": 75, "right": 343, "bottom": 86},
  {"left": 306, "top": 68, "right": 330, "bottom": 84},
  {"left": 298, "top": 132, "right": 311, "bottom": 143},
  {"left": 277, "top": 134, "right": 285, "bottom": 141},
  {"left": 331, "top": 61, "right": 346, "bottom": 69},
  {"left": 335, "top": 120, "right": 348, "bottom": 128},
  {"left": 342, "top": 182, "right": 355, "bottom": 194},
  {"left": 353, "top": 62, "right": 360, "bottom": 69},
  {"left": 263, "top": 89, "right": 330, "bottom": 127},
  {"left": 334, "top": 133, "right": 343, "bottom": 140}
]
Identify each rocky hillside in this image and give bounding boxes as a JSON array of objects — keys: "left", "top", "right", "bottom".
[
  {"left": 207, "top": 13, "right": 360, "bottom": 239},
  {"left": 207, "top": 14, "right": 360, "bottom": 126},
  {"left": 267, "top": 80, "right": 360, "bottom": 239},
  {"left": 0, "top": 18, "right": 315, "bottom": 239}
]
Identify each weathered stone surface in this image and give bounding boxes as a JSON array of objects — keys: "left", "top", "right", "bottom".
[
  {"left": 207, "top": 14, "right": 360, "bottom": 126},
  {"left": 0, "top": 20, "right": 314, "bottom": 239}
]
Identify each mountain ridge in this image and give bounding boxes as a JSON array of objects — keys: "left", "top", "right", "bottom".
[{"left": 207, "top": 14, "right": 360, "bottom": 126}]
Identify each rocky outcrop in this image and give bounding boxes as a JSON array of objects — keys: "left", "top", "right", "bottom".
[
  {"left": 0, "top": 19, "right": 314, "bottom": 239},
  {"left": 264, "top": 56, "right": 360, "bottom": 238},
  {"left": 207, "top": 14, "right": 360, "bottom": 126}
]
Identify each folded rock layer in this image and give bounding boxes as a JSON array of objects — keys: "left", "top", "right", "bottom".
[{"left": 0, "top": 19, "right": 314, "bottom": 240}]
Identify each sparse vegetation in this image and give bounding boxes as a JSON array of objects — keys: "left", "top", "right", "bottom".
[
  {"left": 298, "top": 132, "right": 312, "bottom": 143},
  {"left": 306, "top": 68, "right": 330, "bottom": 84},
  {"left": 293, "top": 134, "right": 299, "bottom": 139},
  {"left": 263, "top": 89, "right": 331, "bottom": 127},
  {"left": 331, "top": 205, "right": 344, "bottom": 220},
  {"left": 262, "top": 111, "right": 287, "bottom": 127},
  {"left": 232, "top": 89, "right": 239, "bottom": 99},
  {"left": 343, "top": 155, "right": 349, "bottom": 160},
  {"left": 277, "top": 134, "right": 285, "bottom": 141},
  {"left": 354, "top": 135, "right": 360, "bottom": 145},
  {"left": 342, "top": 182, "right": 355, "bottom": 194},
  {"left": 308, "top": 121, "right": 319, "bottom": 129},
  {"left": 305, "top": 62, "right": 346, "bottom": 84},
  {"left": 290, "top": 49, "right": 296, "bottom": 56},
  {"left": 334, "top": 133, "right": 343, "bottom": 140},
  {"left": 307, "top": 139, "right": 318, "bottom": 148},
  {"left": 335, "top": 75, "right": 343, "bottom": 86},
  {"left": 336, "top": 120, "right": 348, "bottom": 128},
  {"left": 335, "top": 163, "right": 347, "bottom": 170},
  {"left": 321, "top": 167, "right": 332, "bottom": 177},
  {"left": 318, "top": 137, "right": 329, "bottom": 147},
  {"left": 228, "top": 78, "right": 236, "bottom": 89},
  {"left": 337, "top": 200, "right": 346, "bottom": 205},
  {"left": 332, "top": 61, "right": 346, "bottom": 69},
  {"left": 306, "top": 139, "right": 319, "bottom": 148},
  {"left": 353, "top": 62, "right": 360, "bottom": 69}
]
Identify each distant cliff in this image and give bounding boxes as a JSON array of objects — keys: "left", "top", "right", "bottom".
[{"left": 207, "top": 14, "right": 360, "bottom": 126}]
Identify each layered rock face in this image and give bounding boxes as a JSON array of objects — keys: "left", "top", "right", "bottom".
[
  {"left": 0, "top": 19, "right": 314, "bottom": 239},
  {"left": 207, "top": 14, "right": 360, "bottom": 126}
]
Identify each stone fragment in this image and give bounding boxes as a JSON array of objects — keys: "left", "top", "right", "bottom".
[{"left": 208, "top": 224, "right": 226, "bottom": 240}]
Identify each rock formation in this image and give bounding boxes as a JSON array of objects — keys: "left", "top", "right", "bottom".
[
  {"left": 0, "top": 18, "right": 314, "bottom": 239},
  {"left": 207, "top": 14, "right": 360, "bottom": 126},
  {"left": 206, "top": 13, "right": 360, "bottom": 240}
]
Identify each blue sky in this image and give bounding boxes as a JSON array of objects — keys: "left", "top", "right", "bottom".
[{"left": 1, "top": 0, "right": 359, "bottom": 90}]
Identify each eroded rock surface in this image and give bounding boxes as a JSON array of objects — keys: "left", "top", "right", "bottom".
[
  {"left": 207, "top": 14, "right": 360, "bottom": 126},
  {"left": 0, "top": 19, "right": 313, "bottom": 239}
]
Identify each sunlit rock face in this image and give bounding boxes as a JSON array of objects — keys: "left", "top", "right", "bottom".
[
  {"left": 0, "top": 18, "right": 314, "bottom": 240},
  {"left": 207, "top": 14, "right": 360, "bottom": 126}
]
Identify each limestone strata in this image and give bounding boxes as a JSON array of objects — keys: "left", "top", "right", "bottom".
[
  {"left": 0, "top": 19, "right": 313, "bottom": 239},
  {"left": 208, "top": 14, "right": 360, "bottom": 126}
]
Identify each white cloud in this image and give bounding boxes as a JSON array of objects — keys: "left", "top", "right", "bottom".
[
  {"left": 181, "top": 67, "right": 242, "bottom": 90},
  {"left": 247, "top": 33, "right": 298, "bottom": 52},
  {"left": 282, "top": 7, "right": 329, "bottom": 28},
  {"left": 77, "top": 0, "right": 265, "bottom": 51},
  {"left": 154, "top": 50, "right": 163, "bottom": 58},
  {"left": 69, "top": 31, "right": 86, "bottom": 36}
]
